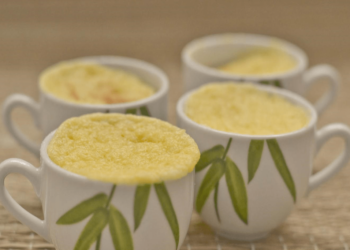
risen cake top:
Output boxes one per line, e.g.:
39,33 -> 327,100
40,62 -> 155,104
218,47 -> 297,75
47,113 -> 200,184
185,83 -> 309,135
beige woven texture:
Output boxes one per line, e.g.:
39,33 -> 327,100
1,1 -> 350,249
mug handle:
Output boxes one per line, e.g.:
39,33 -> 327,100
309,124 -> 350,191
0,158 -> 51,242
302,64 -> 340,116
2,94 -> 41,158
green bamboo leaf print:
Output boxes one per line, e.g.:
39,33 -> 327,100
274,80 -> 282,88
74,208 -> 109,250
248,140 -> 264,183
266,139 -> 296,202
195,145 -> 225,172
196,158 -> 226,214
134,184 -> 151,231
213,182 -> 220,222
260,81 -> 270,85
154,182 -> 179,249
57,193 -> 108,225
95,235 -> 101,250
109,205 -> 134,250
225,157 -> 248,224
140,106 -> 151,117
126,108 -> 137,114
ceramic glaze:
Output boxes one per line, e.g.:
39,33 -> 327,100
0,132 -> 195,250
177,83 -> 350,241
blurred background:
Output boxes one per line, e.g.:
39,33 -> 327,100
1,0 -> 349,125
0,1 -> 350,249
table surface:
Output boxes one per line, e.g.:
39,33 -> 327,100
0,1 -> 350,249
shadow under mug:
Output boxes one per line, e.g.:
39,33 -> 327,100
182,33 -> 340,116
2,56 -> 169,158
177,84 -> 350,241
0,131 -> 194,250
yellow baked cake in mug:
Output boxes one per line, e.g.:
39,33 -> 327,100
40,62 -> 155,104
186,83 -> 309,135
218,47 -> 297,75
47,113 -> 200,184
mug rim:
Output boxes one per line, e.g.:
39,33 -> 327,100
38,56 -> 169,109
176,82 -> 317,139
182,33 -> 308,81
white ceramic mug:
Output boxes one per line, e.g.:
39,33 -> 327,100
0,131 -> 194,250
177,84 -> 350,241
2,56 -> 169,158
182,33 -> 340,116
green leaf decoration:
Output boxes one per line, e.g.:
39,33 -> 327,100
195,145 -> 225,172
57,193 -> 108,225
74,208 -> 109,250
95,235 -> 101,250
225,157 -> 248,224
260,81 -> 270,85
196,158 -> 226,214
266,139 -> 296,202
140,106 -> 151,117
154,182 -> 179,249
109,205 -> 134,250
134,184 -> 151,231
274,80 -> 282,88
57,185 -> 134,250
214,182 -> 220,222
125,108 -> 137,114
259,80 -> 282,88
248,140 -> 264,183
